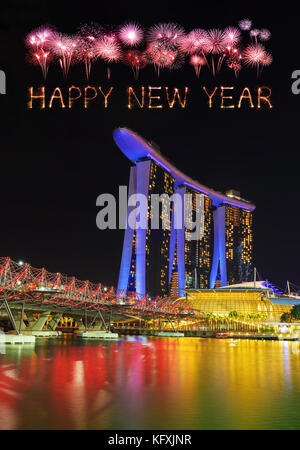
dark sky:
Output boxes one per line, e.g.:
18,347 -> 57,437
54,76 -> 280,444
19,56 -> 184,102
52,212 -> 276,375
0,0 -> 299,289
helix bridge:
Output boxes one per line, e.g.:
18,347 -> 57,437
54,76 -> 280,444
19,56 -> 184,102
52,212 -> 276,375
0,257 -> 196,335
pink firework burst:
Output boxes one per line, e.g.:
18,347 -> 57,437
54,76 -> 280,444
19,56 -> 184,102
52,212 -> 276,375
249,28 -> 261,45
259,29 -> 271,41
147,23 -> 185,50
261,52 -> 273,66
146,43 -> 178,75
227,56 -> 242,77
26,26 -> 55,79
96,36 -> 121,79
26,26 -> 55,50
243,43 -> 266,66
260,52 -> 273,75
243,43 -> 267,76
76,23 -> 104,79
179,29 -> 209,54
223,27 -> 241,46
206,29 -> 227,76
123,50 -> 147,79
96,36 -> 121,62
238,19 -> 252,31
118,22 -> 143,46
206,29 -> 226,54
250,29 -> 260,37
189,54 -> 206,77
77,38 -> 97,80
50,33 -> 78,77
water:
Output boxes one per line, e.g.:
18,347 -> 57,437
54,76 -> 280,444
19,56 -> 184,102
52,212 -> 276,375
0,336 -> 300,430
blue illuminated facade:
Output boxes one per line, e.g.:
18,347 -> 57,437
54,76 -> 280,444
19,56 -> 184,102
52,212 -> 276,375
114,128 -> 255,298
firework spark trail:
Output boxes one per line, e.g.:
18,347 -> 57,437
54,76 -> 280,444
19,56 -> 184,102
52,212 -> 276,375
123,50 -> 147,79
189,54 -> 206,77
250,28 -> 260,45
33,50 -> 51,79
76,23 -> 103,79
50,33 -> 78,78
206,29 -> 227,76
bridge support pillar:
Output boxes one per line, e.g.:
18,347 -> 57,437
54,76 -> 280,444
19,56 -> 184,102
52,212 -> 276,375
27,311 -> 50,331
77,330 -> 119,339
47,313 -> 62,331
21,311 -> 61,337
77,310 -> 118,339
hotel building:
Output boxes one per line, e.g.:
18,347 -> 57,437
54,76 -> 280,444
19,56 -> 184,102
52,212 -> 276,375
114,128 -> 255,298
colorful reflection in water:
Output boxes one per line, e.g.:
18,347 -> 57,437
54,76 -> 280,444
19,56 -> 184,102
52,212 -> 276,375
0,337 -> 300,430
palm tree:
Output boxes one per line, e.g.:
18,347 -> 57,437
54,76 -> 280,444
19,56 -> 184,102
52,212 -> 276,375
206,313 -> 214,330
229,311 -> 239,331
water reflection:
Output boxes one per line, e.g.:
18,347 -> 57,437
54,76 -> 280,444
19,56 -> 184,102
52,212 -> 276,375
0,337 -> 300,429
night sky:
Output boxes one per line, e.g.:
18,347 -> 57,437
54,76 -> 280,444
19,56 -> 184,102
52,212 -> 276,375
0,0 -> 299,290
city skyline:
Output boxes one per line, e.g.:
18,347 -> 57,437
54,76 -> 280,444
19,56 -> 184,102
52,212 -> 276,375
0,1 -> 298,292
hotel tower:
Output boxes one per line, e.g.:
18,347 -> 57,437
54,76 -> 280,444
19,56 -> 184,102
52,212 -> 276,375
114,128 -> 255,298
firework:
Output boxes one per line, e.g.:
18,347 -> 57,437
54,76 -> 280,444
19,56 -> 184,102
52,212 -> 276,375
261,52 -> 273,66
118,22 -> 143,46
26,26 -> 55,79
227,55 -> 242,77
259,29 -> 271,41
95,36 -> 121,78
243,43 -> 267,76
146,43 -> 178,76
147,23 -> 185,50
238,19 -> 252,31
189,54 -> 206,77
30,49 -> 51,79
223,27 -> 241,45
51,33 -> 78,78
123,50 -> 147,79
260,51 -> 273,76
26,21 -> 273,79
250,28 -> 260,45
206,29 -> 226,53
179,29 -> 209,54
77,23 -> 103,79
26,26 -> 55,49
96,35 -> 121,62
206,29 -> 227,76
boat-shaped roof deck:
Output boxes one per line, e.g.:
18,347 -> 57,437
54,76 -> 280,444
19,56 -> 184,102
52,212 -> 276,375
113,127 -> 255,211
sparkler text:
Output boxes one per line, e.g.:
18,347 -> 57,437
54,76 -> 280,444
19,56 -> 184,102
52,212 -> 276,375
27,85 -> 273,109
